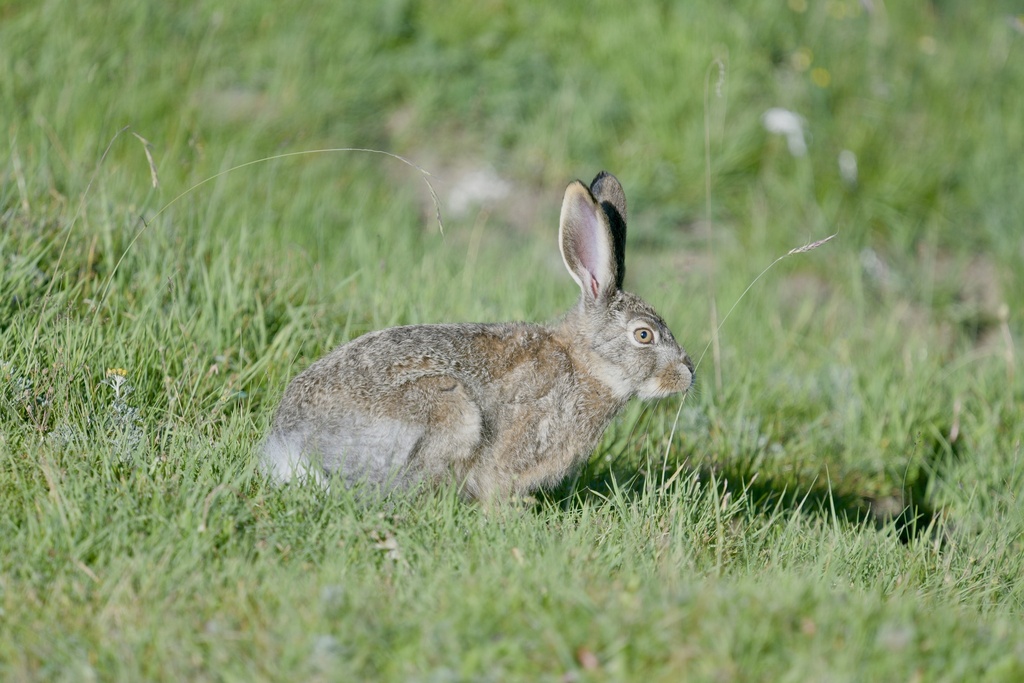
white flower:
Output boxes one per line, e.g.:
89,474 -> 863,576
447,166 -> 511,217
762,107 -> 807,157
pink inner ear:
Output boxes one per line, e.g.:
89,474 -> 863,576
561,183 -> 614,300
572,194 -> 604,297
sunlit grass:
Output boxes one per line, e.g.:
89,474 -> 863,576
2,0 -> 1023,680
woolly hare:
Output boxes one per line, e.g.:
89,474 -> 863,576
264,171 -> 693,500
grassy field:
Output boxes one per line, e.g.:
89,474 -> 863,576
2,0 -> 1023,680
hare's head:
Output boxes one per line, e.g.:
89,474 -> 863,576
559,172 -> 693,401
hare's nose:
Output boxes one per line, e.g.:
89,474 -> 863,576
682,354 -> 695,378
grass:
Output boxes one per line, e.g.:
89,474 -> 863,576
2,0 -> 1023,680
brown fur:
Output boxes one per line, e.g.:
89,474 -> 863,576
263,172 -> 693,501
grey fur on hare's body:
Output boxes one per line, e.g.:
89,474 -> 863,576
264,172 -> 693,500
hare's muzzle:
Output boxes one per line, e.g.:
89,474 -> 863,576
637,349 -> 694,400
672,353 -> 695,395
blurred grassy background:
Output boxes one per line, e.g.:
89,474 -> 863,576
2,0 -> 1023,680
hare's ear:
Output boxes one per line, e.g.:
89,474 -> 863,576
590,171 -> 627,288
590,171 -> 627,224
559,180 -> 620,301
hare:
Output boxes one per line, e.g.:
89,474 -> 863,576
263,171 -> 693,500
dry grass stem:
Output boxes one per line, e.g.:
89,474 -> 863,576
132,132 -> 160,188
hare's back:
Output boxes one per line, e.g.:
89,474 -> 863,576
323,321 -> 562,386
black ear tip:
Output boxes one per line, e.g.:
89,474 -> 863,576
590,170 -> 614,187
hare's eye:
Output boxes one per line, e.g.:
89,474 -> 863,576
633,327 -> 655,344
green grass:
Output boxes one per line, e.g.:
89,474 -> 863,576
2,0 -> 1023,680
